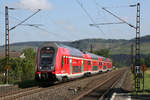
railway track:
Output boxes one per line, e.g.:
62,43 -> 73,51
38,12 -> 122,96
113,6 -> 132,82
0,87 -> 42,100
73,68 -> 127,100
0,68 -> 128,100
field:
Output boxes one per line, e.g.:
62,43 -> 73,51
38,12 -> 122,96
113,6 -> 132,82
144,69 -> 150,91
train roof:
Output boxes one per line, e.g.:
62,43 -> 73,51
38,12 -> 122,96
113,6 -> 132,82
85,52 -> 103,59
57,43 -> 83,57
40,42 -> 83,57
40,42 -> 109,60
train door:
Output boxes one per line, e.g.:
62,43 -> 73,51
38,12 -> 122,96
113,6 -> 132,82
88,60 -> 91,72
103,62 -> 107,71
81,60 -> 83,73
92,60 -> 98,71
98,61 -> 103,71
83,60 -> 88,72
61,56 -> 70,74
70,58 -> 72,75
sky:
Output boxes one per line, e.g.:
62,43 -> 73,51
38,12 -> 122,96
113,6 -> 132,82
0,0 -> 150,45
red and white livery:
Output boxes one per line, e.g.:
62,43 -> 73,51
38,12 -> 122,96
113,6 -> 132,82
35,43 -> 112,82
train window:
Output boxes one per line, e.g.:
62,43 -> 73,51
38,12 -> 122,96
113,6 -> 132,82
103,66 -> 106,69
67,58 -> 69,64
65,57 -> 66,64
84,60 -> 86,65
103,58 -> 106,61
88,61 -> 91,65
40,47 -> 55,66
92,66 -> 98,71
73,66 -> 81,73
99,62 -> 102,66
61,57 -> 63,67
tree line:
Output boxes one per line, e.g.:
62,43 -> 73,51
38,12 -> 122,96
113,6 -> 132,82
0,48 -> 149,84
0,48 -> 35,84
93,49 -> 150,68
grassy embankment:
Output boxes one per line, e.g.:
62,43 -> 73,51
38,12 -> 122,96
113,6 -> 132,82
143,69 -> 150,92
131,68 -> 150,94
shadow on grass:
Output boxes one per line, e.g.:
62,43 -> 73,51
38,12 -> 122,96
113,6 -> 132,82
14,80 -> 55,88
14,80 -> 39,88
144,89 -> 150,93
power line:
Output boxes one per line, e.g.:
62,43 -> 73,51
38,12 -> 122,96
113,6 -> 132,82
102,8 -> 136,29
9,9 -> 41,31
94,1 -> 136,39
94,1 -> 136,29
90,22 -> 125,26
103,5 -> 137,9
31,11 -> 80,40
94,0 -> 114,38
1,11 -> 66,38
75,0 -> 105,34
76,0 -> 96,24
22,24 -> 69,40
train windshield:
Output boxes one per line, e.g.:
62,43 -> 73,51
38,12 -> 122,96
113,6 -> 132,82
39,47 -> 55,70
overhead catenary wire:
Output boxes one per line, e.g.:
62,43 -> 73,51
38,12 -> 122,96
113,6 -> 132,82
103,4 -> 137,9
75,0 -> 105,34
1,11 -> 75,41
32,11 -> 80,40
76,0 -> 95,24
90,22 -> 125,26
93,1 -> 136,39
0,11 -> 22,23
22,24 -> 69,40
93,1 -> 136,28
102,8 -> 136,29
9,9 -> 41,31
93,0 -> 115,39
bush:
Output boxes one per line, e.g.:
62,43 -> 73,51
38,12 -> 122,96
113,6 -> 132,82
0,48 -> 36,84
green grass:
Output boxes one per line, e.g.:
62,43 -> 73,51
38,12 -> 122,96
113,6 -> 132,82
131,69 -> 150,95
142,70 -> 150,91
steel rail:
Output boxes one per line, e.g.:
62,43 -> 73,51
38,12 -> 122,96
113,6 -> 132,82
99,71 -> 126,100
73,69 -> 126,100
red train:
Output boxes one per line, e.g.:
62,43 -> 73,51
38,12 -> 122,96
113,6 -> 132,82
35,43 -> 112,82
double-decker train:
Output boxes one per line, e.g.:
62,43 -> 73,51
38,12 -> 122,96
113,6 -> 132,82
35,43 -> 112,82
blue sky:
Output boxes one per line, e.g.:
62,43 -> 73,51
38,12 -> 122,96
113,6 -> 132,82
0,0 -> 149,45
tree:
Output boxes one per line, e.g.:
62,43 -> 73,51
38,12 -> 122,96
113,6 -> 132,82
94,49 -> 110,58
23,48 -> 35,61
21,48 -> 36,80
0,57 -> 6,83
140,58 -> 145,65
145,56 -> 150,67
9,58 -> 23,81
0,48 -> 36,84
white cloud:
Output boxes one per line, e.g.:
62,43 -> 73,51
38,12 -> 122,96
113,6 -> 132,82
19,0 -> 52,10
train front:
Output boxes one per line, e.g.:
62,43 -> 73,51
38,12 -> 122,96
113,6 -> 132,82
35,44 -> 57,82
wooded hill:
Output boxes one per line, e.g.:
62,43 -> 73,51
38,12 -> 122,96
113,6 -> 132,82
0,35 -> 150,55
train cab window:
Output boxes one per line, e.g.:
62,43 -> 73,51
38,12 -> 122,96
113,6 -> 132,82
40,47 -> 55,65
